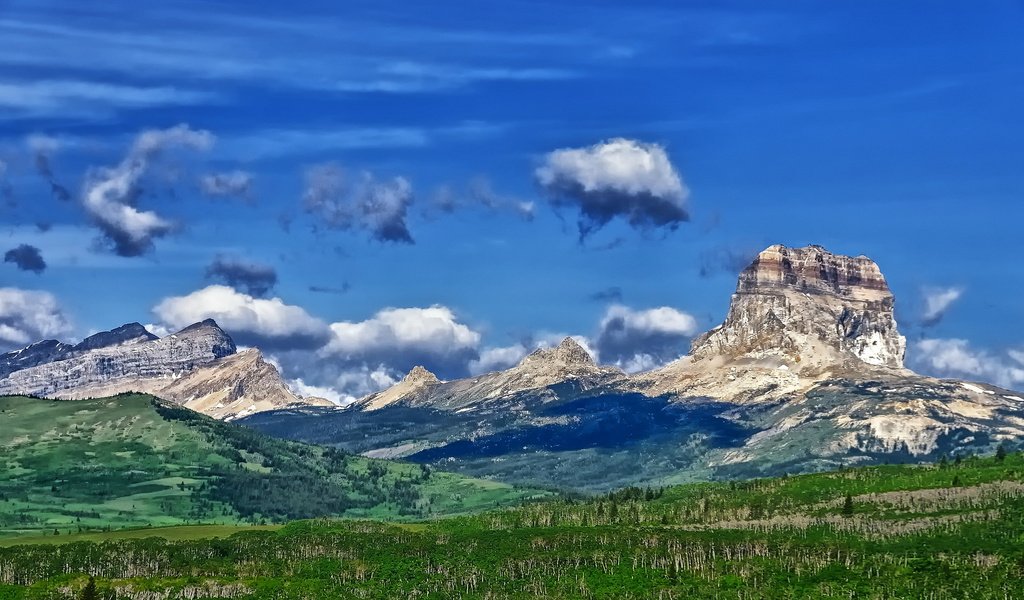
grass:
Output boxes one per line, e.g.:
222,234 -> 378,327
0,524 -> 282,546
2,454 -> 1024,598
0,394 -> 545,538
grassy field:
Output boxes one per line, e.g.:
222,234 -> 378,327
0,394 -> 545,538
1,452 -> 1023,598
0,524 -> 282,547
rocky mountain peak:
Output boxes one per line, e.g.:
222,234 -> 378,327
74,322 -> 158,352
690,244 -> 906,369
736,244 -> 891,300
170,319 -> 237,358
519,337 -> 595,368
403,365 -> 441,386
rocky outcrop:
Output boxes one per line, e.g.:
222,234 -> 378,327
0,322 -> 157,378
355,366 -> 442,411
352,337 -> 625,412
0,320 -> 235,397
0,319 -> 325,420
690,244 -> 906,369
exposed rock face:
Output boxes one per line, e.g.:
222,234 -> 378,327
0,319 -> 325,419
0,322 -> 157,378
74,322 -> 158,352
0,340 -> 74,379
690,244 -> 906,369
353,337 -> 624,412
355,365 -> 442,411
0,320 -> 235,398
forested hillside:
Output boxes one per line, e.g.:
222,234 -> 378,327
0,394 -> 541,538
1,452 -> 1022,598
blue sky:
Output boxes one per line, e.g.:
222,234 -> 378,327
2,0 -> 1023,398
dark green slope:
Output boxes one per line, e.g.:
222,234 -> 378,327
0,394 -> 543,538
2,453 -> 1024,598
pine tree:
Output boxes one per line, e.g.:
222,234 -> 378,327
841,494 -> 854,517
996,443 -> 1008,462
80,576 -> 98,600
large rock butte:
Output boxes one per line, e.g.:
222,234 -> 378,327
690,244 -> 906,369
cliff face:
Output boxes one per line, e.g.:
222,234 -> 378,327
0,319 -> 325,420
690,244 -> 906,369
0,320 -> 236,397
0,322 -> 158,378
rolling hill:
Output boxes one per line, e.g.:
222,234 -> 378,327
0,394 -> 543,539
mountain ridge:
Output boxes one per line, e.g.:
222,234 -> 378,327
244,243 -> 1024,491
0,319 -> 327,420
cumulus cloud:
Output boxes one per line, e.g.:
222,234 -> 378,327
286,377 -> 351,405
536,138 -> 689,239
26,134 -> 71,203
143,323 -> 172,338
323,305 -> 481,373
913,338 -> 1024,391
921,286 -> 964,327
594,304 -> 699,373
469,343 -> 529,375
82,124 -> 214,256
204,254 -> 277,297
4,244 -> 46,274
0,288 -> 72,349
199,170 -> 253,200
303,162 -> 414,244
153,285 -> 329,349
268,305 -> 486,403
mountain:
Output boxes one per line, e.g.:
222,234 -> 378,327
353,337 -> 624,412
0,393 -> 543,538
243,244 -> 1024,491
0,319 -> 330,420
0,322 -> 156,379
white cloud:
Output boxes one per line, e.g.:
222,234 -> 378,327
143,323 -> 171,338
82,124 -> 214,256
324,306 -> 480,362
921,286 -> 963,326
469,343 -> 529,375
153,285 -> 328,349
0,80 -> 216,116
594,304 -> 699,372
913,338 -> 1024,390
287,377 -> 348,405
0,288 -> 73,349
536,138 -> 689,238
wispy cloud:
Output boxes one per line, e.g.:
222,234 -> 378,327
0,80 -> 217,118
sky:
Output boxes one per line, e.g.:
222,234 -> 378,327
1,0 -> 1023,400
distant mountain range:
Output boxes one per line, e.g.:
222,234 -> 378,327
2,243 -> 1021,492
0,319 -> 329,420
243,245 -> 1024,491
